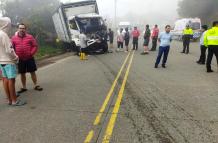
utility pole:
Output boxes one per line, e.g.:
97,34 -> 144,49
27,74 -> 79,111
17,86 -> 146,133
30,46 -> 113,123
114,0 -> 117,30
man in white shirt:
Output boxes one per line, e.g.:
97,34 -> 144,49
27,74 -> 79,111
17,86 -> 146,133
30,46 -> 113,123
196,25 -> 208,65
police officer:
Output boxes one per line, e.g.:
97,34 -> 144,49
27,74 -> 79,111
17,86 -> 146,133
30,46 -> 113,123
204,21 -> 218,73
181,25 -> 193,54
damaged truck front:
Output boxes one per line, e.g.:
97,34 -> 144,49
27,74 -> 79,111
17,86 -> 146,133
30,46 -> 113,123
52,0 -> 108,53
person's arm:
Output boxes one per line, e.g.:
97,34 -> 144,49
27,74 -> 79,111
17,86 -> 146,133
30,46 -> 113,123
30,36 -> 38,56
204,31 -> 208,47
190,29 -> 194,39
158,33 -> 161,42
170,34 -> 173,42
4,36 -> 18,61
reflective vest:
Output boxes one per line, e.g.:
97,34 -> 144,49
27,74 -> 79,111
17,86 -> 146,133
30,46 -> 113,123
183,28 -> 193,35
204,27 -> 218,47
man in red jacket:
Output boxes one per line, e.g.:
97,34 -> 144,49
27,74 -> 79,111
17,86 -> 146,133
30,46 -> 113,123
12,23 -> 43,93
150,24 -> 159,51
131,27 -> 140,50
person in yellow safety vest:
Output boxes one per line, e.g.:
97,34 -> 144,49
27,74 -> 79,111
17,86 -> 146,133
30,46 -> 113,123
181,25 -> 193,54
204,21 -> 218,73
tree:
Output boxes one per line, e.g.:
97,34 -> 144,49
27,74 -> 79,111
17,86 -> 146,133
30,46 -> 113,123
2,0 -> 60,43
177,0 -> 218,25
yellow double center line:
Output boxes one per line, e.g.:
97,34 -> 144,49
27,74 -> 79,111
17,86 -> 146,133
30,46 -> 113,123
84,51 -> 135,143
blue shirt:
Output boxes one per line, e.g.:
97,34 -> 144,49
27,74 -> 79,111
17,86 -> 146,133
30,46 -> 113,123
158,32 -> 172,47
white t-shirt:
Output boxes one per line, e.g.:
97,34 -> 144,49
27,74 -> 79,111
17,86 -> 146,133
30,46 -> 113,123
79,33 -> 87,48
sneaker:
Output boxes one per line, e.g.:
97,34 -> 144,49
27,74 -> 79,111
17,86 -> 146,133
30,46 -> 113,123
154,64 -> 158,68
207,69 -> 214,73
162,64 -> 166,68
11,100 -> 27,106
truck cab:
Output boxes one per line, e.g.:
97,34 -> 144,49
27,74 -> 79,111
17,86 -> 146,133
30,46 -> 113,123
52,0 -> 108,53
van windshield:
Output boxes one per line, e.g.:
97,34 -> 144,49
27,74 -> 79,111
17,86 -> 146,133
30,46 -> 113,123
190,22 -> 200,30
75,17 -> 106,33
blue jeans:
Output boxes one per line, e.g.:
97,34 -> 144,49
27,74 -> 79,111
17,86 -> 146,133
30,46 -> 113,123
155,46 -> 170,65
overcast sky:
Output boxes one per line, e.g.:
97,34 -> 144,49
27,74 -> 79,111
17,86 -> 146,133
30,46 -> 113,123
61,0 -> 179,16
60,0 -> 180,27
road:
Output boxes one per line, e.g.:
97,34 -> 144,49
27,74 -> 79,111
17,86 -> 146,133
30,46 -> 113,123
0,41 -> 218,143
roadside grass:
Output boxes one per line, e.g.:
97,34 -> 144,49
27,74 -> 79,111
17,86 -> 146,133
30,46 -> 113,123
35,44 -> 65,60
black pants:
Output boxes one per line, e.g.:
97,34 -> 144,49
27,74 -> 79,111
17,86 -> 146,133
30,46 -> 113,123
133,37 -> 138,50
206,45 -> 218,70
151,37 -> 158,51
183,38 -> 190,53
117,42 -> 123,49
198,45 -> 207,63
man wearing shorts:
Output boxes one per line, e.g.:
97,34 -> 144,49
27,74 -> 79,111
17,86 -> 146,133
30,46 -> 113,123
0,17 -> 26,106
12,23 -> 43,93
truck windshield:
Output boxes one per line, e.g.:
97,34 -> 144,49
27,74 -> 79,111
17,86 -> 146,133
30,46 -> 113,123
75,17 -> 106,33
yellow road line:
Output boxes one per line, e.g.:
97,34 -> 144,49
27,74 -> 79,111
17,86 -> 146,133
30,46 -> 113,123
94,52 -> 131,125
102,51 -> 135,143
84,130 -> 94,143
83,52 -> 131,143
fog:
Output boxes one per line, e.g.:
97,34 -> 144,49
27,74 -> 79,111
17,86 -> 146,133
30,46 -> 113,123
63,0 -> 180,29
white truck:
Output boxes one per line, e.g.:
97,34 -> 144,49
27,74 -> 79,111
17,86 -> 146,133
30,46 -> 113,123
171,18 -> 201,41
52,0 -> 108,53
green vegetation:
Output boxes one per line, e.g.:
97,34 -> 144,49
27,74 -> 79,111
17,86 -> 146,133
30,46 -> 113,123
35,45 -> 65,60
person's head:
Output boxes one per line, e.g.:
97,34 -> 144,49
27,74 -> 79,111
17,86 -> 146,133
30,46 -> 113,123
109,28 -> 111,31
146,24 -> 149,29
17,23 -> 27,37
0,17 -> 11,34
155,24 -> 158,28
120,28 -> 123,32
201,25 -> 208,32
186,24 -> 190,29
134,26 -> 137,30
212,21 -> 218,27
125,27 -> 128,31
165,25 -> 171,33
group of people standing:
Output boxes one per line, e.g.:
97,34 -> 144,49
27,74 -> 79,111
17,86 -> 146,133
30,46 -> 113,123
110,25 -> 160,53
0,17 -> 43,106
107,20 -> 218,72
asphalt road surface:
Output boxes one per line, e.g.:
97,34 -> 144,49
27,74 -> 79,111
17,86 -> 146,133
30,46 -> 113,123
0,41 -> 218,143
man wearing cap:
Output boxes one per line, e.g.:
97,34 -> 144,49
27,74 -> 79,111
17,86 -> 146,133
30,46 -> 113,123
204,21 -> 218,72
196,25 -> 208,65
181,25 -> 193,54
